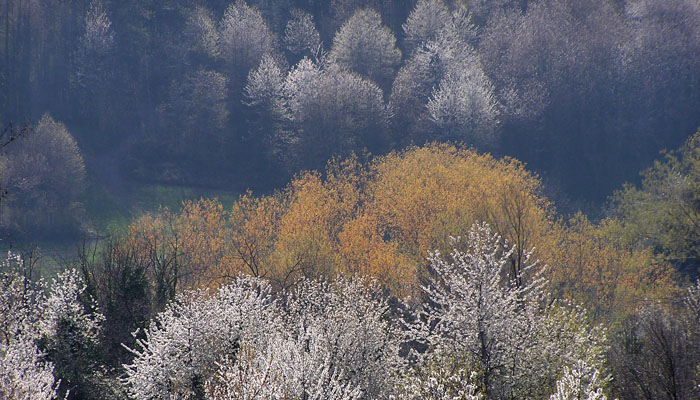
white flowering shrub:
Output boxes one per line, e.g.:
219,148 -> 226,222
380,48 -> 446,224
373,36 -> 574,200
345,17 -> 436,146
531,303 -> 609,396
407,223 -> 608,399
205,334 -> 362,400
123,275 -> 280,399
1,254 -> 104,399
39,269 -> 103,352
0,252 -> 59,400
549,360 -> 608,400
116,223 -> 609,400
0,252 -> 45,344
282,277 -> 402,399
125,273 -> 401,399
390,352 -> 483,400
0,334 -> 59,400
38,269 -> 106,399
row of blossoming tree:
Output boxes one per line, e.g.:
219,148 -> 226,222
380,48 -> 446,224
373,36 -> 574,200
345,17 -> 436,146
3,222 -> 638,399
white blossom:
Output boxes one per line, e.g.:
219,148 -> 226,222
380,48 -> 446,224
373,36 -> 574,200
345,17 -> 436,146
206,334 -> 362,400
39,269 -> 103,349
282,277 -> 402,399
0,252 -> 58,400
122,275 -> 280,400
391,353 -> 483,400
407,223 -> 607,399
549,360 -> 608,400
218,0 -> 278,78
0,334 -> 59,400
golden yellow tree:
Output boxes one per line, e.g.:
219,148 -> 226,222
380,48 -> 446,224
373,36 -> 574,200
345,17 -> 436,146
118,143 -> 679,314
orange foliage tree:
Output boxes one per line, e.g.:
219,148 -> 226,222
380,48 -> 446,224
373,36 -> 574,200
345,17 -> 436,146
118,143 -> 678,318
124,144 -> 558,296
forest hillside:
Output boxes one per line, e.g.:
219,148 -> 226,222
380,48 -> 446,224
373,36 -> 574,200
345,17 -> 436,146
2,0 -> 700,399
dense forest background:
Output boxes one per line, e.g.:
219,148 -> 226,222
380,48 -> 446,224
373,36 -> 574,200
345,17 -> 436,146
2,0 -> 700,399
1,0 -> 699,243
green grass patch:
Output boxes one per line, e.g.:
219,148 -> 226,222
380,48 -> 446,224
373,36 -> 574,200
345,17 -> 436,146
82,181 -> 131,235
127,182 -> 241,214
83,181 -> 241,236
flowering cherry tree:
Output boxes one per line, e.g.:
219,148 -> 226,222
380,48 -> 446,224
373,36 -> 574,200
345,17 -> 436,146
205,334 -> 362,400
549,360 -> 608,400
123,276 -> 280,399
406,223 -> 607,399
1,253 -> 105,400
390,352 -> 483,400
0,252 -> 58,400
282,277 -> 402,399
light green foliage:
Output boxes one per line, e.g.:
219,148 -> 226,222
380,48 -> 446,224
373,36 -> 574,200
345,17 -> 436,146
612,128 -> 700,277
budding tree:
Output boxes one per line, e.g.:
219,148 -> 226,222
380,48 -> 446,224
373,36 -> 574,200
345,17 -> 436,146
159,68 -> 229,150
391,15 -> 498,147
426,48 -> 499,146
185,6 -> 219,59
73,0 -> 116,134
330,8 -> 401,87
0,114 -> 86,236
284,9 -> 322,61
218,0 -> 280,84
275,58 -> 390,170
402,0 -> 477,54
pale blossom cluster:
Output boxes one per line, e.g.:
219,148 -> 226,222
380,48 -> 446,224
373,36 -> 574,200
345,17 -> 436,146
0,225 -> 615,400
0,252 -> 104,400
124,275 -> 399,399
391,0 -> 499,145
549,360 -> 608,400
404,223 -> 608,399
